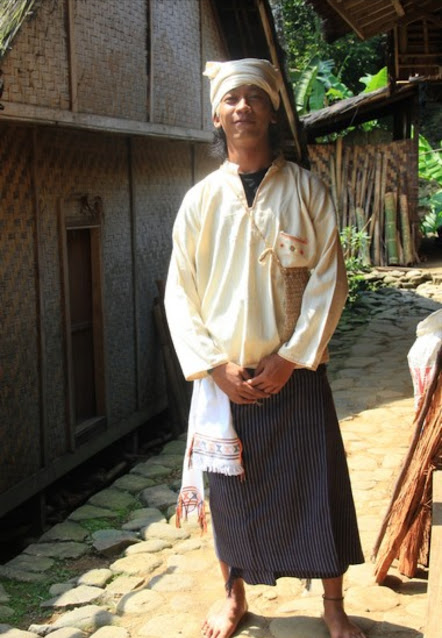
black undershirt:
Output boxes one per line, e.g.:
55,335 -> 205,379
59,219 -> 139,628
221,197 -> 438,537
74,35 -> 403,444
239,167 -> 269,207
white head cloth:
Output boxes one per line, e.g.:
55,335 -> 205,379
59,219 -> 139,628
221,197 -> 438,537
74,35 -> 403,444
203,58 -> 283,115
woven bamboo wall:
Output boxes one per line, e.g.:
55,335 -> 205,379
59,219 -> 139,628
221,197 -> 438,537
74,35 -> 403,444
0,0 -> 227,127
150,0 -> 203,128
0,120 -> 216,500
132,138 -> 194,408
1,0 -> 70,109
201,0 -> 228,131
0,126 -> 41,491
308,139 -> 419,266
74,0 -> 148,120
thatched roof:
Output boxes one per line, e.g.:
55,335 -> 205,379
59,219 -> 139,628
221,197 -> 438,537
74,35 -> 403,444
0,0 -> 37,59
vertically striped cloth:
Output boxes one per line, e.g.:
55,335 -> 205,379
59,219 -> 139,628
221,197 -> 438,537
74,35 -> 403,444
208,365 -> 365,585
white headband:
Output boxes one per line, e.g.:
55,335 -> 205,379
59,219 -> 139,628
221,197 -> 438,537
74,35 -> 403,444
203,58 -> 283,116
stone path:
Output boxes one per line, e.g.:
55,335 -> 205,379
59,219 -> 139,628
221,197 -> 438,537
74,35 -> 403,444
0,273 -> 441,638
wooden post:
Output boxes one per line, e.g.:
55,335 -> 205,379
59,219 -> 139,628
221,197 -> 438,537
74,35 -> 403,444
425,471 -> 442,638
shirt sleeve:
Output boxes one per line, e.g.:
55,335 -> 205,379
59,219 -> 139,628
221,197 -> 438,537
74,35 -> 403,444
164,192 -> 230,381
277,175 -> 348,369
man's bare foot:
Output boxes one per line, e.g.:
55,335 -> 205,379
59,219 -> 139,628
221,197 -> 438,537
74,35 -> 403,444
201,595 -> 248,638
322,598 -> 366,638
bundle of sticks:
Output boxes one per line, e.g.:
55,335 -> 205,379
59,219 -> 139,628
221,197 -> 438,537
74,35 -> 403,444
373,347 -> 442,583
316,138 -> 417,267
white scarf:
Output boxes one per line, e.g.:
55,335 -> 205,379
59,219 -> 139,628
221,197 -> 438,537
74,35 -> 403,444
176,377 -> 244,530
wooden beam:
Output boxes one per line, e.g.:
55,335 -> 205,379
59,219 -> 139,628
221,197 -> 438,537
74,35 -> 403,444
32,128 -> 49,468
425,471 -> 442,638
0,102 -> 212,142
398,1 -> 442,27
66,0 -> 78,112
256,0 -> 304,163
325,0 -> 366,40
390,0 -> 405,17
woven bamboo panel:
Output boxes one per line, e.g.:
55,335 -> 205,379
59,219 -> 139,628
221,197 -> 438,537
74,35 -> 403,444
74,0 -> 148,120
132,137 -> 194,409
0,125 -> 41,492
308,139 -> 418,266
1,0 -> 70,109
150,0 -> 202,128
200,0 -> 229,131
36,127 -> 137,435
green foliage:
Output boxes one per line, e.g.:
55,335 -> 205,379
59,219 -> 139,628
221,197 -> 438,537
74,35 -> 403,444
339,226 -> 375,305
290,57 -> 353,114
278,0 -> 386,94
359,67 -> 388,93
418,135 -> 442,183
418,135 -> 442,236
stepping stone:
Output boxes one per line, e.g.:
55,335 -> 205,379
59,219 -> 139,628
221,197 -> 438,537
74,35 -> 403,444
137,612 -> 200,637
41,585 -> 104,608
150,454 -> 183,469
88,489 -> 139,511
148,573 -> 195,592
106,575 -> 145,595
111,474 -> 155,493
345,585 -> 400,612
77,569 -> 113,588
0,565 -> 48,583
121,507 -> 165,531
49,629 -> 87,638
140,521 -> 190,542
89,628 -> 129,638
270,616 -> 329,638
0,584 -> 10,603
131,463 -> 171,480
49,583 -> 75,596
68,505 -> 121,521
116,588 -> 164,614
24,542 -> 88,560
6,554 -> 54,573
30,605 -> 115,634
141,485 -> 178,510
162,440 -> 186,454
91,529 -> 139,556
39,521 -> 89,543
109,553 -> 162,576
0,626 -> 42,637
125,539 -> 171,554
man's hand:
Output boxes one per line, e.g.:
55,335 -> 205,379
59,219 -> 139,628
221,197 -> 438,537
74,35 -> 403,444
247,354 -> 295,395
210,362 -> 270,405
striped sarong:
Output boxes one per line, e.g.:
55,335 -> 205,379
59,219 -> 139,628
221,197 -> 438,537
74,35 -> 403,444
207,365 -> 364,586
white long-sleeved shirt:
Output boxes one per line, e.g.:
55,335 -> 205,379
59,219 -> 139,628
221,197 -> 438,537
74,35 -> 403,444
165,156 -> 348,381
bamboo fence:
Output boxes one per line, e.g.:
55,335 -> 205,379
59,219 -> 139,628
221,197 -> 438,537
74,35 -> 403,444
308,138 -> 419,267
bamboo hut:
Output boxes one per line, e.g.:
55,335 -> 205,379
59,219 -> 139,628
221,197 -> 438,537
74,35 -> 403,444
0,0 -> 304,524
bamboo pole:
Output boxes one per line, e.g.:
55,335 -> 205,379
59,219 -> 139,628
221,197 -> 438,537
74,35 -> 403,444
399,194 -> 414,265
341,146 -> 350,229
355,207 -> 371,266
329,155 -> 339,225
385,191 -> 399,265
336,137 -> 343,207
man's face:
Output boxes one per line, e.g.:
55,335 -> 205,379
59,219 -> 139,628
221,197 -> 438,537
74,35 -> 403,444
213,84 -> 276,146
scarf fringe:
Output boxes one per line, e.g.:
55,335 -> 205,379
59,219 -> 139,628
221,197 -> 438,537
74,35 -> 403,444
175,486 -> 207,533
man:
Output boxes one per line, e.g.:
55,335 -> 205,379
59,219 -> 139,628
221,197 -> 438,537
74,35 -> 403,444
165,58 -> 365,638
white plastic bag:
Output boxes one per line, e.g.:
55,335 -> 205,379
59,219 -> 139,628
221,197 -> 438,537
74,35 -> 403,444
407,309 -> 442,409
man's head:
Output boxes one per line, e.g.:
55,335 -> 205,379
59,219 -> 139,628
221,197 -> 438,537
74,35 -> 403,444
204,58 -> 283,159
203,58 -> 283,117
